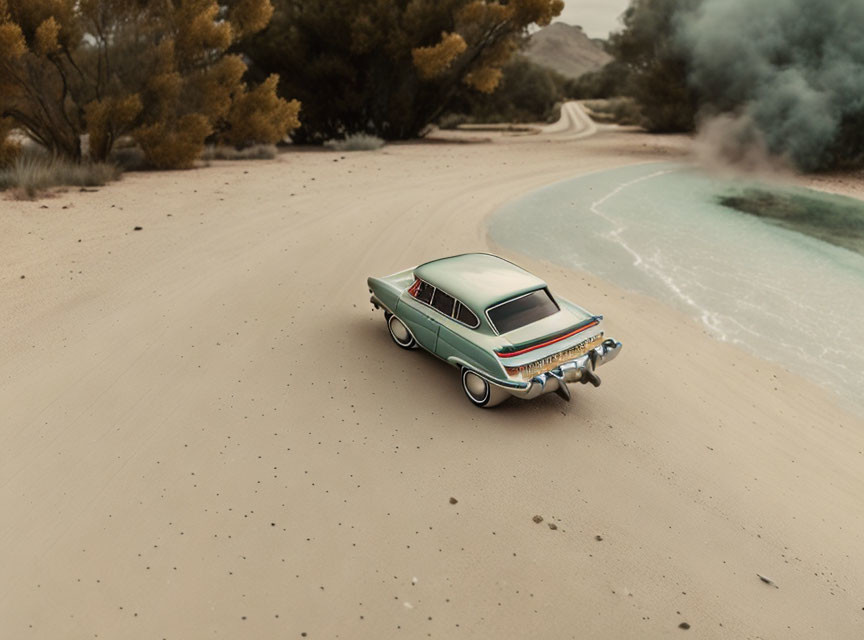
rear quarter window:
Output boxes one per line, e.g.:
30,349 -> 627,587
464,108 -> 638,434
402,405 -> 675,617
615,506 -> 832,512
456,303 -> 479,328
413,280 -> 434,304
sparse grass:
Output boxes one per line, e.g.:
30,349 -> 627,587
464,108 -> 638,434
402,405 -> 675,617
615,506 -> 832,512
582,98 -> 643,126
718,187 -> 864,256
200,144 -> 279,161
0,150 -> 121,199
324,133 -> 385,151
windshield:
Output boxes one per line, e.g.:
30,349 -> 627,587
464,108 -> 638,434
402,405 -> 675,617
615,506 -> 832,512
487,289 -> 559,334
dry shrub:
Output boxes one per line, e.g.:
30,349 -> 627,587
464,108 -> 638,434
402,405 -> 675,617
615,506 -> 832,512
134,115 -> 212,170
412,33 -> 467,79
109,146 -> 148,171
0,1 -> 299,168
0,151 -> 121,198
221,76 -> 300,147
85,95 -> 143,162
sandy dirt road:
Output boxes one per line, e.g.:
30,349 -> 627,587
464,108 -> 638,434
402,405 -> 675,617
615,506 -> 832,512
2,129 -> 863,639
542,101 -> 600,138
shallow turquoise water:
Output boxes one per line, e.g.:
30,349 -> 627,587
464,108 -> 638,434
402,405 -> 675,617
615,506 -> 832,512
489,163 -> 864,414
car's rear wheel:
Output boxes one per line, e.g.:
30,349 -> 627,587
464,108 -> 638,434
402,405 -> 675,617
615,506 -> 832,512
461,368 -> 509,408
386,313 -> 416,349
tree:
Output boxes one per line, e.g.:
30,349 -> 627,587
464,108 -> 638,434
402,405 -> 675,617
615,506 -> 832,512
0,0 -> 300,168
446,56 -> 567,124
607,0 -> 698,132
242,0 -> 564,142
566,60 -> 632,100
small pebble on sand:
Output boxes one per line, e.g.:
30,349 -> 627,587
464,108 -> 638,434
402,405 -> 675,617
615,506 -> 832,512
449,497 -> 458,504
532,515 -> 543,524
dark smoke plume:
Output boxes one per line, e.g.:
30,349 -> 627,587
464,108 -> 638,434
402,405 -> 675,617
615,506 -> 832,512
677,0 -> 864,170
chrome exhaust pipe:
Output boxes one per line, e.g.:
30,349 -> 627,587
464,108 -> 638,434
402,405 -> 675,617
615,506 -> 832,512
519,338 -> 622,401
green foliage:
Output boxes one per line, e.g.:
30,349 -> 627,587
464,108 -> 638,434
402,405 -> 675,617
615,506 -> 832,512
445,56 -> 567,124
565,60 -> 632,100
242,0 -> 564,142
608,0 -> 698,132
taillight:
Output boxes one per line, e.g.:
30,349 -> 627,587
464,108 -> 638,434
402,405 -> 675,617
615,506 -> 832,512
407,278 -> 421,297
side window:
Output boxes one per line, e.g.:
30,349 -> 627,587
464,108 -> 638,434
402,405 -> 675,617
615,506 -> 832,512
456,302 -> 479,328
431,289 -> 455,316
411,279 -> 434,304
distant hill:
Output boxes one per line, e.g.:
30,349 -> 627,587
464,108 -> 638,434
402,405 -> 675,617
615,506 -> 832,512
523,23 -> 613,80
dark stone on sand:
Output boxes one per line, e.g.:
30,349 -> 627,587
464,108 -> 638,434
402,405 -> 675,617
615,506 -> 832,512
548,523 -> 558,530
532,515 -> 543,524
449,497 -> 458,504
133,226 -> 143,231
595,535 -> 603,541
679,622 -> 690,630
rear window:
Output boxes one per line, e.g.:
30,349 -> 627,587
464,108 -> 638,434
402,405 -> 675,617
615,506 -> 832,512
487,289 -> 559,334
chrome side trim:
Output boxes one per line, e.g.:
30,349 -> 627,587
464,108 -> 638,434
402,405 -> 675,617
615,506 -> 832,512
446,357 -> 529,390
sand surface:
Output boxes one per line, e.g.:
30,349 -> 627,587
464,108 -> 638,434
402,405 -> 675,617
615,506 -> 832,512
2,126 -> 863,639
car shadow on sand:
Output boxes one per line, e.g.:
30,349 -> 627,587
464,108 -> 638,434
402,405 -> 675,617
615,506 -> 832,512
356,316 -> 598,429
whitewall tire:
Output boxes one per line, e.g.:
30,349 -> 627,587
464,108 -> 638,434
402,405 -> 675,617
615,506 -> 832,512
461,368 -> 509,408
387,314 -> 417,349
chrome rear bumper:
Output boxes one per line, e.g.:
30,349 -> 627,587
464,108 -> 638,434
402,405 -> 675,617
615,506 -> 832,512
506,338 -> 622,401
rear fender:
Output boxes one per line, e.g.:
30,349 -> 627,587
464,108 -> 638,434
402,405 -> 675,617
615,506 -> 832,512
368,267 -> 414,312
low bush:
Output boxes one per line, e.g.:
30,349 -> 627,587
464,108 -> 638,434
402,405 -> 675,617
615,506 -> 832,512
109,147 -> 149,172
582,98 -> 643,126
564,61 -> 632,101
324,134 -> 385,152
200,144 -> 279,161
0,151 -> 121,199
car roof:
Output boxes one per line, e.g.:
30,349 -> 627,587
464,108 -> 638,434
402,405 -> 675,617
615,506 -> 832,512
414,253 -> 547,311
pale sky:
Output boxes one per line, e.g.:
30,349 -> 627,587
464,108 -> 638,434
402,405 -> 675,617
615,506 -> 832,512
555,0 -> 632,39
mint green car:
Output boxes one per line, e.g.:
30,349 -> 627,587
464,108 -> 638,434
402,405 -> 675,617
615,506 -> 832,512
368,253 -> 622,407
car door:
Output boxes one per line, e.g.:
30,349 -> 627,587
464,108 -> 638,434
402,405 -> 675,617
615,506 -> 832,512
436,302 -> 499,375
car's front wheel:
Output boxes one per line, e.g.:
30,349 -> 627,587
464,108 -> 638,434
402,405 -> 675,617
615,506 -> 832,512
386,313 -> 417,349
461,368 -> 509,408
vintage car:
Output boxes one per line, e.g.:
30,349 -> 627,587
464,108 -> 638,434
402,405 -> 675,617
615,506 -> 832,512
367,253 -> 622,407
